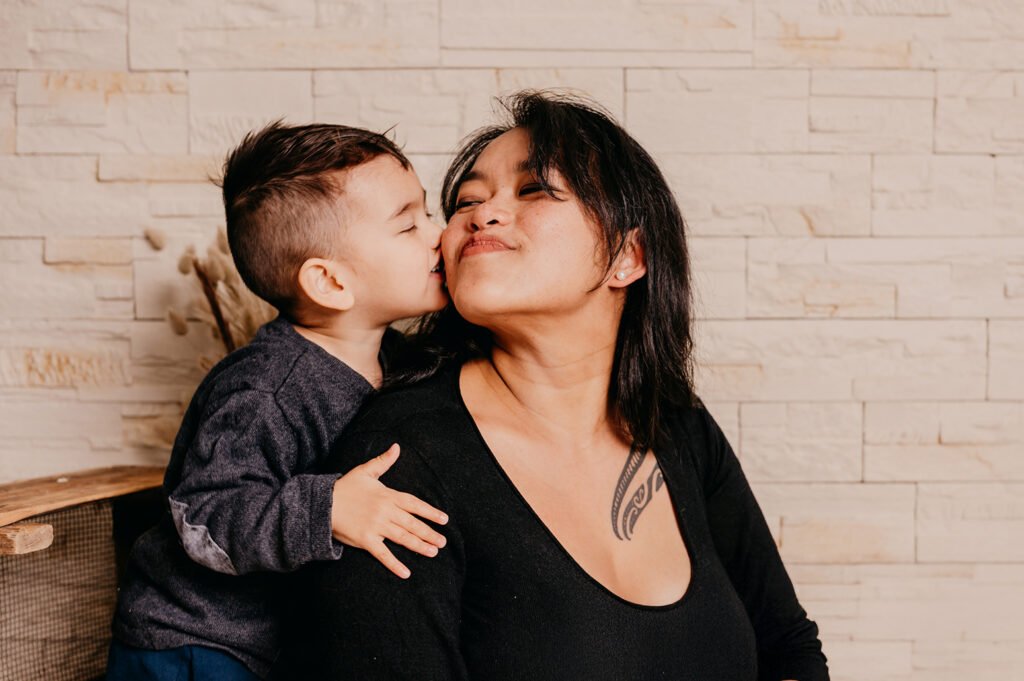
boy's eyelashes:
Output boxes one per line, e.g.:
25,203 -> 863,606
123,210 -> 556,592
399,211 -> 435,234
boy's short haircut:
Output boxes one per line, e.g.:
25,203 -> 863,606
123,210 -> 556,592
220,121 -> 411,318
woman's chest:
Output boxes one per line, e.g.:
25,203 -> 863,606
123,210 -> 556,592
480,430 -> 692,606
450,441 -> 759,681
457,501 -> 758,681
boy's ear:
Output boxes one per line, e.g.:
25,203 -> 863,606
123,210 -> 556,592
297,258 -> 355,312
608,229 -> 647,289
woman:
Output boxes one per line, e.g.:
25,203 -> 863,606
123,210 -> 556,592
297,91 -> 829,681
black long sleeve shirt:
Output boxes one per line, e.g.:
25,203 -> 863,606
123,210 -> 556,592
295,365 -> 830,681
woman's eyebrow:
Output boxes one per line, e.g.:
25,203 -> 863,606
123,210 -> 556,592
460,160 -> 532,186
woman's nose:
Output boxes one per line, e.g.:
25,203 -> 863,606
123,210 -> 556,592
470,200 -> 510,231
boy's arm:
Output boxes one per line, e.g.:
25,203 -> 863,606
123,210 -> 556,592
168,389 -> 341,575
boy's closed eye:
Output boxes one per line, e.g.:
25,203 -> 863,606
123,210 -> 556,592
400,211 -> 435,234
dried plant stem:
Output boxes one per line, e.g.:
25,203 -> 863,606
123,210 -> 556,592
193,257 -> 236,354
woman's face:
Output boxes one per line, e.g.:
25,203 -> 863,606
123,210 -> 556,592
441,128 -> 609,327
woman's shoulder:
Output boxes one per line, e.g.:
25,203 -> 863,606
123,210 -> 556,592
357,364 -> 463,430
662,397 -> 736,492
326,364 -> 477,477
662,394 -> 712,444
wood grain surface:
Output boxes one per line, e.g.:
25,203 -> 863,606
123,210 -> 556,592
0,522 -> 54,555
0,466 -> 164,527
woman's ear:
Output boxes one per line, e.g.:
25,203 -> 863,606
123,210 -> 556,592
296,258 -> 355,312
608,229 -> 647,289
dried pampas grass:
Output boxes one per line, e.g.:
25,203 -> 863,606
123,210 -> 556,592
167,227 -> 276,373
144,227 -> 167,251
149,226 -> 276,449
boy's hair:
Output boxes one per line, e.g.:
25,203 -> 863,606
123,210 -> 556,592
220,121 -> 411,318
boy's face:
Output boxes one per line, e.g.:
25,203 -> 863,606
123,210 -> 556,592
334,155 -> 447,324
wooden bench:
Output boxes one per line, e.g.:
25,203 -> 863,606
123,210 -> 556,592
0,466 -> 165,681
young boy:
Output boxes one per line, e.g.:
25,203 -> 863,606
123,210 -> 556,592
108,122 -> 450,680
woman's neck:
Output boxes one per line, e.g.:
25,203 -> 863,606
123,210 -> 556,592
472,317 -> 624,452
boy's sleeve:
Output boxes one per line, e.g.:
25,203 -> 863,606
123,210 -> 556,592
694,406 -> 831,681
167,389 -> 343,575
295,430 -> 468,681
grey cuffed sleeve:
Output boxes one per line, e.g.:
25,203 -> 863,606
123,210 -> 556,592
168,389 -> 343,575
307,469 -> 345,562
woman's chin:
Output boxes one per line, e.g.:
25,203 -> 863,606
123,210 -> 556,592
451,301 -> 497,327
451,290 -> 520,327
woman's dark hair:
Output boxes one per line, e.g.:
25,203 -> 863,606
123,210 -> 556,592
393,89 -> 700,450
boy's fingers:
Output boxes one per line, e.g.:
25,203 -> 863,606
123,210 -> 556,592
357,443 -> 401,479
392,512 -> 447,549
367,541 -> 410,579
386,525 -> 441,559
396,492 -> 449,525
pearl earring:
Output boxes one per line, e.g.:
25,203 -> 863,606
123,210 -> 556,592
615,271 -> 627,281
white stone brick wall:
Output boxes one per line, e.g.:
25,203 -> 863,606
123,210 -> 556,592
1,0 -> 1022,677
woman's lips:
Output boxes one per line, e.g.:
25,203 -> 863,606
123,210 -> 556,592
460,238 -> 510,259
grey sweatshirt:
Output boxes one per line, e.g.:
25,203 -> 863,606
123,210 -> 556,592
112,316 -> 390,678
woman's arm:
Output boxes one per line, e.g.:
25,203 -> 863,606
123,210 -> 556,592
294,430 -> 468,681
694,406 -> 831,681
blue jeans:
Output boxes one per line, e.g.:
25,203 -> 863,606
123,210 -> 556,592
106,639 -> 261,681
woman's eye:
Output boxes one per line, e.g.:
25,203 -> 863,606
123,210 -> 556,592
454,198 -> 478,210
520,184 -> 543,195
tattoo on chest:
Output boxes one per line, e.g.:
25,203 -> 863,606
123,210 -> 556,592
610,444 -> 666,541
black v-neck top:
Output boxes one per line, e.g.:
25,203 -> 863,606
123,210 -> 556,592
291,365 -> 830,681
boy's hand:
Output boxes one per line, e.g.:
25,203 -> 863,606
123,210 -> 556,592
330,444 -> 449,579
